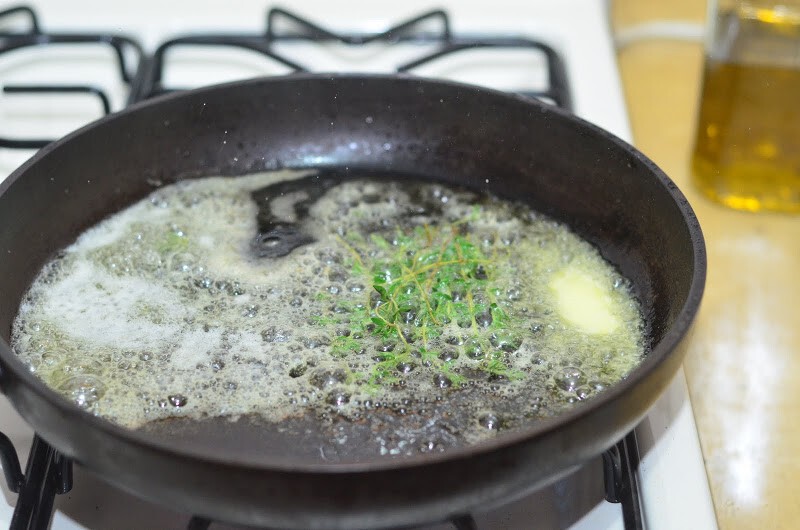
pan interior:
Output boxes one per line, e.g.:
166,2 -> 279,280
0,76 -> 701,470
10,168 -> 646,462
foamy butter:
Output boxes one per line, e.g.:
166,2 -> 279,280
11,171 -> 645,453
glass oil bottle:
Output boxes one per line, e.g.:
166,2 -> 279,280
692,1 -> 800,213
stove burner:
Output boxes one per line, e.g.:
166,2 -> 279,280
0,4 -> 144,148
130,7 -> 571,109
604,431 -> 645,530
0,430 -> 645,530
0,85 -> 111,148
1,434 -> 71,530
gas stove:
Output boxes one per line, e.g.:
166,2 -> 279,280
0,2 -> 717,529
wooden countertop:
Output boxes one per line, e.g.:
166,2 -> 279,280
612,1 -> 800,528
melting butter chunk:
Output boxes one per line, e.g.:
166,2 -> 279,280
549,266 -> 620,334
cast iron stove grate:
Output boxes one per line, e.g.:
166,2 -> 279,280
0,6 -> 643,530
0,430 -> 644,530
0,4 -> 143,149
128,7 -> 571,110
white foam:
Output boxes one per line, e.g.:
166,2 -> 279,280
36,261 -> 186,351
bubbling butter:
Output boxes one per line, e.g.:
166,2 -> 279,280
11,171 -> 646,454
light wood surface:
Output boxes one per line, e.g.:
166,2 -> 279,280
612,1 -> 800,528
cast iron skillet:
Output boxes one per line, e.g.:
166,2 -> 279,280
0,74 -> 705,529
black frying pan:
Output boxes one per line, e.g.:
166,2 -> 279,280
0,74 -> 705,529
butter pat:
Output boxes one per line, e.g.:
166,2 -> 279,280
550,266 -> 620,334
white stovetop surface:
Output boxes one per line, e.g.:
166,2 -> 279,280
0,0 -> 630,140
0,1 -> 717,528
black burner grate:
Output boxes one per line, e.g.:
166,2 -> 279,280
0,4 -> 143,148
0,433 -> 643,530
129,7 -> 571,109
1,433 -> 71,530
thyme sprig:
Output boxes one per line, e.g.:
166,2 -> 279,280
316,220 -> 524,390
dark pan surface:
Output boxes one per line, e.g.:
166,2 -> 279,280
0,74 -> 705,528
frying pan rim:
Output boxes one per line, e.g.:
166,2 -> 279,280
0,73 -> 706,473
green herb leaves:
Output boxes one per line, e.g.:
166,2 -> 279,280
315,221 -> 524,390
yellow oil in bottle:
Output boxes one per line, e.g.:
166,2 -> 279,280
692,8 -> 800,213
